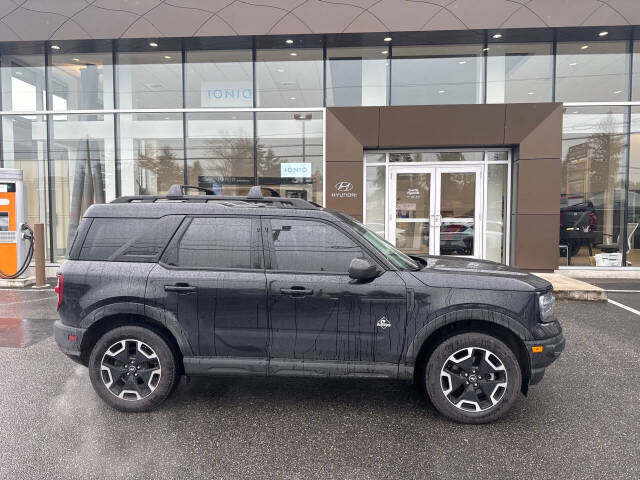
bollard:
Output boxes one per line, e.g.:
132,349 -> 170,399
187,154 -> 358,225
34,223 -> 46,287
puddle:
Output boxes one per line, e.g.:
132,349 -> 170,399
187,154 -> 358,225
0,317 -> 54,347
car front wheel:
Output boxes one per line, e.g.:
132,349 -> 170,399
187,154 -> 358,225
425,332 -> 522,423
88,325 -> 178,412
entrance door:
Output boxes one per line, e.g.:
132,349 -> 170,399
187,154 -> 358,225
389,166 -> 483,257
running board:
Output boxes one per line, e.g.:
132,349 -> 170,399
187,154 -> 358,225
183,357 -> 413,380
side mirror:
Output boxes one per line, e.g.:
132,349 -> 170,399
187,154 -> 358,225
348,258 -> 379,281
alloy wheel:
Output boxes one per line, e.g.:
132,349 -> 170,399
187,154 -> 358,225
440,347 -> 508,412
100,339 -> 162,401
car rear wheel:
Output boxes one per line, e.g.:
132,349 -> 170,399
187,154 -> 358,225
88,326 -> 178,412
425,332 -> 521,423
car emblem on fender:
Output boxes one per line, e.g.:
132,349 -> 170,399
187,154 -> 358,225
335,181 -> 354,192
376,316 -> 391,329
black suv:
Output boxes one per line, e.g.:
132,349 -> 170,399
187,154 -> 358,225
54,186 -> 564,423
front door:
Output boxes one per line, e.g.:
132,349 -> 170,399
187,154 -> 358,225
390,166 -> 483,257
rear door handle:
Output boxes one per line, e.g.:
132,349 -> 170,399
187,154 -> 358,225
280,287 -> 313,296
164,284 -> 196,294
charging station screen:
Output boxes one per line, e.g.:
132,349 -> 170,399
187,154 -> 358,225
0,212 -> 7,231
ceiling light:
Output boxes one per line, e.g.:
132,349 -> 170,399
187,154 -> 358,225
285,39 -> 294,44
73,57 -> 80,62
483,47 -> 490,52
164,55 -> 171,59
438,90 -> 446,94
581,45 -> 589,50
149,42 -> 158,47
384,36 -> 392,42
231,116 -> 237,120
569,62 -> 577,66
492,33 -> 502,39
289,96 -> 296,100
527,91 -> 535,95
458,60 -> 467,65
381,50 -> 388,55
598,31 -> 608,37
51,45 -> 60,50
276,68 -> 285,73
14,71 -> 22,76
289,52 -> 297,56
614,90 -> 622,94
572,111 -> 579,114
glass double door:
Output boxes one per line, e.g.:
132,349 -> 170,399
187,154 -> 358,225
389,165 -> 482,257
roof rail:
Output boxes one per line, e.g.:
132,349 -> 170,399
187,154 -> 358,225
110,185 -> 319,209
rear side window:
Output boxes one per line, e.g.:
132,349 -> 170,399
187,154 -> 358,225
172,217 -> 254,269
269,218 -> 364,273
79,218 -> 154,261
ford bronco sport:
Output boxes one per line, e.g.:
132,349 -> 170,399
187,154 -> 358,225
54,185 -> 564,423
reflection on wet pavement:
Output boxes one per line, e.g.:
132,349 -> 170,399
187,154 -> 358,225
0,290 -> 57,347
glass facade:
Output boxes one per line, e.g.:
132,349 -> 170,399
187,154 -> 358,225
0,28 -> 638,267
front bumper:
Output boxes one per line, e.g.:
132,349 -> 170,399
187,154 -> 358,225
525,331 -> 566,385
53,319 -> 86,357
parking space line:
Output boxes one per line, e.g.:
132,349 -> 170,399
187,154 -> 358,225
604,289 -> 640,293
607,298 -> 640,316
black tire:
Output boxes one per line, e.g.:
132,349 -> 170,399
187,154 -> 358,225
88,325 -> 179,412
425,333 -> 522,424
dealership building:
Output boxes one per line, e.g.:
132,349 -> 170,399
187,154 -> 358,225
1,0 -> 640,272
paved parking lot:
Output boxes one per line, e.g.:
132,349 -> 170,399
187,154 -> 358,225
1,287 -> 639,480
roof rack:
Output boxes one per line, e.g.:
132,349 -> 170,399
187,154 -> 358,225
110,184 -> 320,209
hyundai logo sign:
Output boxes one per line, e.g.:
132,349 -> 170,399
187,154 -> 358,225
335,181 -> 354,192
331,181 -> 357,199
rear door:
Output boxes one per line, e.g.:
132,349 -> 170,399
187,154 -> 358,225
147,215 -> 268,359
263,216 -> 407,372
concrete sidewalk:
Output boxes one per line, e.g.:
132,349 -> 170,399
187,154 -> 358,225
533,273 -> 606,301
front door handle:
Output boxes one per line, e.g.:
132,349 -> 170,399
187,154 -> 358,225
164,283 -> 196,294
280,287 -> 313,297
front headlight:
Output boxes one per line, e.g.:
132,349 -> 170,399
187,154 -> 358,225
538,291 -> 555,323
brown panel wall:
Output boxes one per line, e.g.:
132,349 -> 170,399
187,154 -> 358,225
326,103 -> 563,271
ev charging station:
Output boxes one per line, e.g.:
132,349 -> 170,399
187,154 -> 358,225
0,168 -> 32,278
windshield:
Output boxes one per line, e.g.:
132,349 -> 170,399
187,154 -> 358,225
335,213 -> 420,271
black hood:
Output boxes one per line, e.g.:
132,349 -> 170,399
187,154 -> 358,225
409,256 -> 551,292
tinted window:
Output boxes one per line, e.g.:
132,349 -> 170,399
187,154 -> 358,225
270,219 -> 364,272
80,218 -> 153,261
175,217 -> 253,269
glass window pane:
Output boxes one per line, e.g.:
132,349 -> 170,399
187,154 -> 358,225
486,164 -> 508,263
50,114 -> 115,261
389,151 -> 484,162
185,49 -> 253,108
118,113 -> 184,196
186,112 -> 254,195
556,41 -> 629,102
80,218 -> 153,261
627,108 -> 640,266
365,165 -> 386,237
1,114 -> 49,255
487,43 -> 552,103
391,44 -> 483,105
326,47 -> 388,106
256,48 -> 323,107
561,107 -> 627,267
269,218 -> 363,272
256,111 -> 323,204
49,52 -> 113,110
1,54 -> 45,111
177,217 -> 253,269
117,51 -> 182,109
365,152 -> 385,164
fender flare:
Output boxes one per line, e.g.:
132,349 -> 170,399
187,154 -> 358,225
79,301 -> 194,356
405,307 -> 533,366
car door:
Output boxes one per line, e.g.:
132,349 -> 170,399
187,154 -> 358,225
262,216 -> 407,374
148,215 -> 268,360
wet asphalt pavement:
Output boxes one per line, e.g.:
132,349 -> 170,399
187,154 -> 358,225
1,287 -> 639,479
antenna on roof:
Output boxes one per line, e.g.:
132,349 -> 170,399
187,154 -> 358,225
247,186 -> 264,199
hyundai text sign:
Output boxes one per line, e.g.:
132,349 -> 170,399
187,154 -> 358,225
332,181 -> 357,199
202,81 -> 252,107
281,163 -> 312,178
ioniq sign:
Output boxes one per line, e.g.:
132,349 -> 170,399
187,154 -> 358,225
332,181 -> 357,198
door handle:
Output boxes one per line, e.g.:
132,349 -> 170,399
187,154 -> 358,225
280,287 -> 313,296
164,284 -> 196,294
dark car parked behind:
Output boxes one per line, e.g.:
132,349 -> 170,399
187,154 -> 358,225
54,186 -> 564,423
